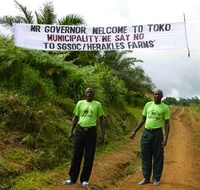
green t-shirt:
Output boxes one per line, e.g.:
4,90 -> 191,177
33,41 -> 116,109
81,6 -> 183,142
74,100 -> 104,127
142,101 -> 170,130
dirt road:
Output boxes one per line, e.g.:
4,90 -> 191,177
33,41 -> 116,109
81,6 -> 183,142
52,107 -> 200,190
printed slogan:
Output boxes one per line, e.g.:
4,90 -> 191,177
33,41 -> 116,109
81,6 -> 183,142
13,22 -> 187,51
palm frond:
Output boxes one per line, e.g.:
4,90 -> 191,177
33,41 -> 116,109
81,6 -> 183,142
58,14 -> 86,25
14,0 -> 35,23
35,1 -> 57,24
0,16 -> 17,27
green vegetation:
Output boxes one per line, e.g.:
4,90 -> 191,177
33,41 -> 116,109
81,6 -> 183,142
0,1 -> 157,189
0,29 -> 153,190
0,1 -> 199,189
163,96 -> 200,107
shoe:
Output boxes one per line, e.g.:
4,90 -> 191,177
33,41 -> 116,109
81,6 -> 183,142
138,179 -> 150,185
82,181 -> 89,186
153,180 -> 160,186
63,179 -> 74,185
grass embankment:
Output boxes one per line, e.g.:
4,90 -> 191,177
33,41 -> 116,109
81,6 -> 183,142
0,90 -> 141,189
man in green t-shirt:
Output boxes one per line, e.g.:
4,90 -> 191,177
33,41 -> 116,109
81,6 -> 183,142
130,89 -> 170,186
63,88 -> 105,187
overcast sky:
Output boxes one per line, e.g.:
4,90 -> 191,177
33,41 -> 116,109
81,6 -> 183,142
0,0 -> 200,99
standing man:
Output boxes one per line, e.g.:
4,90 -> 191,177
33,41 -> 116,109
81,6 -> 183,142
130,89 -> 170,186
63,87 -> 105,187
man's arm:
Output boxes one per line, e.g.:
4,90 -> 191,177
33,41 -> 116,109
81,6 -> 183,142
99,115 -> 105,144
68,115 -> 79,138
129,115 -> 146,139
162,119 -> 170,147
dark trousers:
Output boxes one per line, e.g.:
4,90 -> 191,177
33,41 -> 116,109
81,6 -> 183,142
69,126 -> 97,183
141,128 -> 164,181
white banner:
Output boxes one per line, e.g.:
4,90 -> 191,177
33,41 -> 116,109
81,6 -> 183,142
13,23 -> 187,51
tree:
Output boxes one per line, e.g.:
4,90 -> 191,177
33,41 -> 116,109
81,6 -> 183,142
99,50 -> 141,70
0,0 -> 86,28
98,50 -> 154,96
0,0 -> 100,68
163,97 -> 178,105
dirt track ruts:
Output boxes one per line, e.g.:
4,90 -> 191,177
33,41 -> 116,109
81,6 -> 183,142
52,107 -> 200,190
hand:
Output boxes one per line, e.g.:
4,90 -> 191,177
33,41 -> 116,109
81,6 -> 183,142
129,131 -> 136,139
161,139 -> 167,147
99,135 -> 105,144
68,132 -> 73,139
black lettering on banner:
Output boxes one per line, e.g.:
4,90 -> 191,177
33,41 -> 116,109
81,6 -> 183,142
149,41 -> 154,47
148,24 -> 171,32
101,43 -> 112,50
57,43 -> 82,50
30,25 -> 41,32
132,25 -> 143,33
92,26 -> 127,34
86,42 -> 125,50
127,40 -> 155,49
86,43 -> 99,51
117,42 -> 125,49
44,42 -> 55,49
44,26 -> 86,33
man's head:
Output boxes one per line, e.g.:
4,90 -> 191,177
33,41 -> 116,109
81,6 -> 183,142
85,88 -> 94,102
153,89 -> 163,104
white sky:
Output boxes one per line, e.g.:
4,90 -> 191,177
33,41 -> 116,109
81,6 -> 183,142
1,0 -> 200,99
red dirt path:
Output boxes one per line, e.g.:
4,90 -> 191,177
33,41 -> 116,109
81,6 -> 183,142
51,107 -> 200,190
